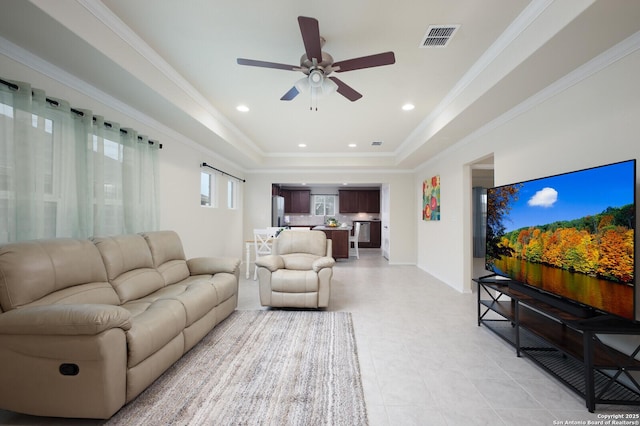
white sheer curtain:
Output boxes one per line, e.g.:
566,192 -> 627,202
0,79 -> 160,243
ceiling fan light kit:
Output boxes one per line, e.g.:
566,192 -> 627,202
237,16 -> 395,107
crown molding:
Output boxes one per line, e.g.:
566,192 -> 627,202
397,0 -> 555,157
0,35 -> 247,174
76,0 -> 264,156
415,29 -> 640,172
263,151 -> 395,158
245,168 -> 414,175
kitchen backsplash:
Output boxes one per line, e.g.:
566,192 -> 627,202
285,213 -> 378,226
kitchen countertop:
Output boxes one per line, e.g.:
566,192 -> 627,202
312,225 -> 352,231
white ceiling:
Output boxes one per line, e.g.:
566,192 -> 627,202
1,1 -> 639,172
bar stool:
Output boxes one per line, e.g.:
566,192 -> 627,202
349,222 -> 361,259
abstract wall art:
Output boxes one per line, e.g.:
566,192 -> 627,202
423,175 -> 440,221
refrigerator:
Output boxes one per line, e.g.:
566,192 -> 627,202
271,196 -> 285,226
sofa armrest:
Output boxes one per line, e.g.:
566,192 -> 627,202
312,256 -> 335,272
0,304 -> 131,336
255,255 -> 285,272
187,257 -> 240,275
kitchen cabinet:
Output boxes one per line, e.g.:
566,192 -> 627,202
282,189 -> 310,213
338,191 -> 358,213
313,226 -> 349,259
369,221 -> 381,248
360,191 -> 380,213
351,220 -> 381,248
338,190 -> 380,213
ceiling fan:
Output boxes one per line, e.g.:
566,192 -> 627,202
237,16 -> 395,103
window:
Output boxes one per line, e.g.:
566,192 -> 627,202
201,170 -> 216,207
1,81 -> 160,243
313,195 -> 336,216
227,178 -> 237,209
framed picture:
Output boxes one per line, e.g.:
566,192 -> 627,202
423,175 -> 440,221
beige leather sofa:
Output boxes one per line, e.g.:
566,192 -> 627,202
255,230 -> 335,308
0,230 -> 240,419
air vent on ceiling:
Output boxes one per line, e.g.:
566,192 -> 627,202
420,25 -> 460,48
371,141 -> 383,146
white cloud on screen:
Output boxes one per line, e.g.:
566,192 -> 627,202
528,187 -> 558,207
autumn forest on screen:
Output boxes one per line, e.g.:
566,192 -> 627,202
486,184 -> 635,285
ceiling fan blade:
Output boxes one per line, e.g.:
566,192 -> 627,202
280,86 -> 300,101
237,58 -> 299,71
298,16 -> 322,62
333,51 -> 396,73
328,77 -> 362,102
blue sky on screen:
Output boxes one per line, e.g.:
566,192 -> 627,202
500,160 -> 635,232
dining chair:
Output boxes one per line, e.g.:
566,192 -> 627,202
349,222 -> 361,259
253,228 -> 273,280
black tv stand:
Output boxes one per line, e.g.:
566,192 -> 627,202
474,277 -> 640,412
507,281 -> 596,319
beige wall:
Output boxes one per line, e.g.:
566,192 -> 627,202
158,141 -> 244,259
415,44 -> 640,296
244,170 -> 416,265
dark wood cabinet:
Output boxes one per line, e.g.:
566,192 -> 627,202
361,191 -> 380,213
351,221 -> 381,248
320,229 -> 349,259
282,189 -> 310,213
338,191 -> 358,213
369,221 -> 381,248
338,190 -> 380,213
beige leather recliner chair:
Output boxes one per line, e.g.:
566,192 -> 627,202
255,230 -> 335,308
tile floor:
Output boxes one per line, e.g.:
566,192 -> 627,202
239,248 -> 640,426
2,248 -> 638,425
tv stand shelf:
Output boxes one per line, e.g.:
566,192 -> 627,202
475,278 -> 640,412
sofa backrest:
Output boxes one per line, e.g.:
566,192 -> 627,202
141,231 -> 190,285
92,234 -> 165,303
0,239 -> 118,311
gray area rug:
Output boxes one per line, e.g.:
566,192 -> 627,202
106,310 -> 368,426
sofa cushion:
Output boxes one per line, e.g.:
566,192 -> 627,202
92,234 -> 165,303
183,273 -> 238,306
208,273 -> 239,303
141,231 -> 190,285
0,239 -> 114,311
134,280 -> 218,327
271,270 -> 319,293
119,298 -> 186,368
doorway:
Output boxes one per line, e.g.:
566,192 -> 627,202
469,156 -> 494,282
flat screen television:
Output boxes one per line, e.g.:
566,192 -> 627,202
485,159 -> 636,321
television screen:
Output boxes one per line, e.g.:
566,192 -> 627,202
485,159 -> 636,320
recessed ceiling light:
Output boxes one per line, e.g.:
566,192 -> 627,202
348,143 -> 357,148
236,105 -> 249,112
402,103 -> 415,111
298,143 -> 307,148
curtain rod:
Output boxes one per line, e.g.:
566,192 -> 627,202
1,78 -> 162,149
201,162 -> 245,182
